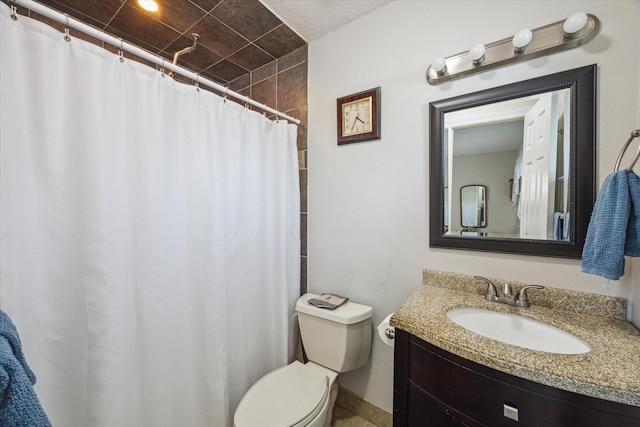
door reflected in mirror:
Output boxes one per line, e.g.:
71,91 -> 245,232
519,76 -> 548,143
429,65 -> 596,258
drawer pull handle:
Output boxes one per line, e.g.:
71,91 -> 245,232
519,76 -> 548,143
503,403 -> 519,421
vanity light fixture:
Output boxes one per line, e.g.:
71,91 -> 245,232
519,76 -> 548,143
426,12 -> 599,85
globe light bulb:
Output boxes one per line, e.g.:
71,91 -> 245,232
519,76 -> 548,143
469,44 -> 485,64
563,12 -> 588,37
432,57 -> 447,74
512,29 -> 533,52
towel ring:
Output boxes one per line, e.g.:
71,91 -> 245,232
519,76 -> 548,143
614,129 -> 640,172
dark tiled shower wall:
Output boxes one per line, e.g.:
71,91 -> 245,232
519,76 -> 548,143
230,45 -> 309,295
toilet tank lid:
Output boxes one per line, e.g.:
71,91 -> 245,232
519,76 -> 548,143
296,293 -> 373,324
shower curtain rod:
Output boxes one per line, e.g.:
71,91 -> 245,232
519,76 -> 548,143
10,0 -> 301,125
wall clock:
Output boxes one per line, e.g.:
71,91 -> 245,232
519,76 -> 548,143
337,87 -> 381,145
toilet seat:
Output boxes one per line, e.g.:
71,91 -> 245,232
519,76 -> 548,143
234,361 -> 330,427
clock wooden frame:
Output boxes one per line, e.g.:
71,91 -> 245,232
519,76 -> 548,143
337,87 -> 381,145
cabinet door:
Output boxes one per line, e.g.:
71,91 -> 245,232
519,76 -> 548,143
409,340 -> 582,426
395,330 -> 480,426
406,386 -> 470,427
393,329 -> 640,427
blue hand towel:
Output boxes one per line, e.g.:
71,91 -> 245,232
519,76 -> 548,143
625,171 -> 640,255
0,311 -> 51,426
582,170 -> 630,279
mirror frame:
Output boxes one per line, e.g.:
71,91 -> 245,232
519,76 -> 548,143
429,65 -> 596,258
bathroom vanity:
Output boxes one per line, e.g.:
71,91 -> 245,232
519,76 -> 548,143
392,270 -> 640,426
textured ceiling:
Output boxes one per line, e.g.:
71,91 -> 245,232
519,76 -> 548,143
261,0 -> 393,42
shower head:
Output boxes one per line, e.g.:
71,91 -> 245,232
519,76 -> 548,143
172,33 -> 200,65
169,34 -> 200,76
169,33 -> 200,77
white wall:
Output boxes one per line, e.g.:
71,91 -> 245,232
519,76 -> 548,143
307,0 -> 640,412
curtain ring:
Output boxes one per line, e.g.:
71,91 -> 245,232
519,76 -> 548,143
194,74 -> 200,92
10,5 -> 18,21
63,14 -> 71,42
117,38 -> 125,62
223,86 -> 229,103
159,58 -> 166,78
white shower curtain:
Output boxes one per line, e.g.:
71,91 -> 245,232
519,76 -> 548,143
0,4 -> 300,426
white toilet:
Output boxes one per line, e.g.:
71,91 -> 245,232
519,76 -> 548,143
233,293 -> 373,427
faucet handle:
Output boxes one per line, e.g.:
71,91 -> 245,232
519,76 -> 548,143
502,283 -> 513,297
516,285 -> 545,308
474,276 -> 498,301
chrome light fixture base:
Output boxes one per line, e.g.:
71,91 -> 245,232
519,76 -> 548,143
426,14 -> 599,85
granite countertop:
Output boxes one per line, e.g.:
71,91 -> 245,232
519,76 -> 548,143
390,269 -> 640,407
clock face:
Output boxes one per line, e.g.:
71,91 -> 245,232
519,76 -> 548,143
336,87 -> 380,145
342,96 -> 373,137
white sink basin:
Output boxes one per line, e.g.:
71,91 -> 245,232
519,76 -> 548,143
446,307 -> 590,354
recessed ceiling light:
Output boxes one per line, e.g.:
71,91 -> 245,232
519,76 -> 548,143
138,0 -> 159,12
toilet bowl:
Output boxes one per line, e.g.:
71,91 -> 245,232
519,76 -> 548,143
233,293 -> 373,427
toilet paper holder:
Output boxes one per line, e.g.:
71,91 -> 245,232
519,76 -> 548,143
376,313 -> 396,347
377,313 -> 395,347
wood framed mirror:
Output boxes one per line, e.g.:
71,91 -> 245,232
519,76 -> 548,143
429,65 -> 596,258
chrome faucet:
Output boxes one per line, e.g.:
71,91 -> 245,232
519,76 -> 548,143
474,276 -> 544,308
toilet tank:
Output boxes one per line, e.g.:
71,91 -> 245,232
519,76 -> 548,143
295,293 -> 373,373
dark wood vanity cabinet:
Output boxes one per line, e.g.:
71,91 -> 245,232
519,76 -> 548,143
393,329 -> 640,426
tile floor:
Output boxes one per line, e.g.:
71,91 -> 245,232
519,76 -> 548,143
330,386 -> 392,427
331,402 -> 380,427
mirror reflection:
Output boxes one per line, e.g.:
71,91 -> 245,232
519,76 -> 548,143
460,185 -> 487,231
444,89 -> 570,240
429,65 -> 596,258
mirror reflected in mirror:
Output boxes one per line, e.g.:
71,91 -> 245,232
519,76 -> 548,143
460,185 -> 487,231
430,65 -> 596,258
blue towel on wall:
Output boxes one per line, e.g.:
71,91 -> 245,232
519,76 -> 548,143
582,170 -> 640,280
0,311 -> 51,426
625,171 -> 640,255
